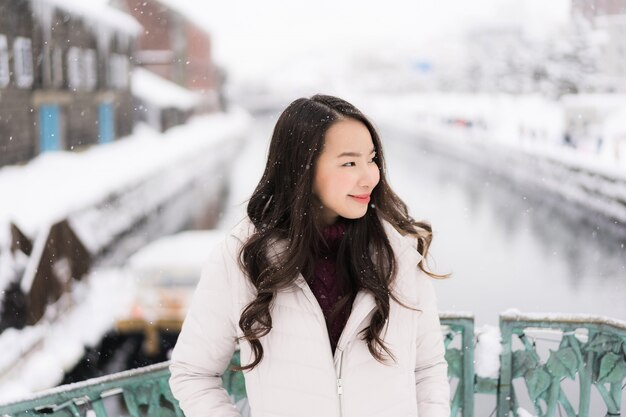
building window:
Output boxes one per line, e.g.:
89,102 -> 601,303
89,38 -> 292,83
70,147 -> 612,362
67,46 -> 82,90
13,36 -> 33,88
83,49 -> 97,90
109,53 -> 129,89
0,34 -> 9,87
51,47 -> 63,88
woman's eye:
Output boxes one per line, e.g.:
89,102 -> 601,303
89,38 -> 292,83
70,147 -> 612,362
342,162 -> 356,167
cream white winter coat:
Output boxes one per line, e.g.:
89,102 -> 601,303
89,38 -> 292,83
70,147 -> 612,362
169,217 -> 450,417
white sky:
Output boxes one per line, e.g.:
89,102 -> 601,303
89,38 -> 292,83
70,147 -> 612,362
159,0 -> 571,83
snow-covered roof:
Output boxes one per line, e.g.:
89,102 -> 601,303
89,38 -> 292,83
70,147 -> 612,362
127,229 -> 227,276
32,0 -> 142,36
132,67 -> 203,110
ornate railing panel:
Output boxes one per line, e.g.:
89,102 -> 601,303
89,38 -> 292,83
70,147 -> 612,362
497,311 -> 626,417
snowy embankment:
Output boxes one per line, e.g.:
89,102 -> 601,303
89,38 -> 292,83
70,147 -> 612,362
0,107 -> 252,294
0,108 -> 252,401
364,93 -> 626,226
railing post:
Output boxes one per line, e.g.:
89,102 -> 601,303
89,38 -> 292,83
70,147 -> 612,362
497,319 -> 513,417
578,332 -> 594,417
461,318 -> 475,417
91,397 -> 109,417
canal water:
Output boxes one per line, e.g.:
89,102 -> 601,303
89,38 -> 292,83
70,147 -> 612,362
381,124 -> 626,326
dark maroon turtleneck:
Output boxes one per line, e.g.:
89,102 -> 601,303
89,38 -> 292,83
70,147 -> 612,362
305,219 -> 355,354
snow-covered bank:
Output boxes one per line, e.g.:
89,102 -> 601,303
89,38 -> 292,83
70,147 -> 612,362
362,93 -> 626,226
364,92 -> 626,173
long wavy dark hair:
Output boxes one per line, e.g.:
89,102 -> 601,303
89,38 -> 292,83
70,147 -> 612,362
234,94 -> 444,371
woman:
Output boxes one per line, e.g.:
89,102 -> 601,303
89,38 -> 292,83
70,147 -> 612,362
169,94 -> 450,417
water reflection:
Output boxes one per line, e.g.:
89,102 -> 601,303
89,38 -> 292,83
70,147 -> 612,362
381,126 -> 626,324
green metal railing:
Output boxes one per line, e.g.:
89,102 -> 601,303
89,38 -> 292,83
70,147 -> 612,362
1,312 -> 624,417
0,362 -> 177,417
0,352 -> 245,417
497,311 -> 626,417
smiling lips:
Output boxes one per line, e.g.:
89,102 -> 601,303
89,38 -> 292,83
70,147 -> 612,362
349,194 -> 370,203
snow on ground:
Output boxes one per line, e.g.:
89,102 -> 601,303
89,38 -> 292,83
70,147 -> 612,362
0,108 -> 252,293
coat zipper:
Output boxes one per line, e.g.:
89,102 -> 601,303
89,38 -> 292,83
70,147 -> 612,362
336,348 -> 344,417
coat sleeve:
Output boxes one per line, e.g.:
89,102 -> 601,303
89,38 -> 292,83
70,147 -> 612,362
169,239 -> 242,417
414,275 -> 450,417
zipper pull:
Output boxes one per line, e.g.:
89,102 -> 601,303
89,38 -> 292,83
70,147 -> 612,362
337,378 -> 343,395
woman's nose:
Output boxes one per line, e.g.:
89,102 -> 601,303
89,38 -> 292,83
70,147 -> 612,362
358,165 -> 378,188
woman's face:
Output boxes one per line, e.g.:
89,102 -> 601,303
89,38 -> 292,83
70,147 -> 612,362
313,118 -> 380,225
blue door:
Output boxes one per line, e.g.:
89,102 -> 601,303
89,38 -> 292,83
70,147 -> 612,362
98,103 -> 115,144
39,104 -> 61,152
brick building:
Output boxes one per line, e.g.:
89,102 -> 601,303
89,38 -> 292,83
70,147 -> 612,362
0,1 -> 37,165
0,0 -> 141,168
120,0 -> 222,112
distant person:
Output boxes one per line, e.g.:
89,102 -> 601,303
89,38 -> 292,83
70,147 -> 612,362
563,131 -> 575,148
169,94 -> 450,417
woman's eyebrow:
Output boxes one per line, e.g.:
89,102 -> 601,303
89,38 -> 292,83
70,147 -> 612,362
337,148 -> 376,158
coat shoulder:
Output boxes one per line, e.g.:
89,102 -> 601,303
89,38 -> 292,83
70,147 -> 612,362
381,218 -> 424,263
